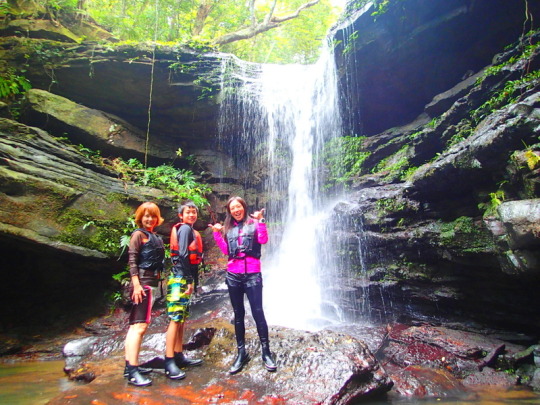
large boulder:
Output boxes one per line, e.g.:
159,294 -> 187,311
21,88 -> 176,164
0,117 -> 177,333
59,320 -> 393,404
498,199 -> 540,251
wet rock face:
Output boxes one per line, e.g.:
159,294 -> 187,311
54,299 -> 540,403
59,276 -> 393,403
209,326 -> 394,404
333,0 -> 540,136
327,14 -> 540,333
0,117 -> 179,333
0,35 -> 225,155
60,320 -> 393,404
21,88 -> 177,164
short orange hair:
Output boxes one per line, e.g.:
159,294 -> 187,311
134,202 -> 164,228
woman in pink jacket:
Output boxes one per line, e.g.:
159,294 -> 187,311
209,196 -> 276,374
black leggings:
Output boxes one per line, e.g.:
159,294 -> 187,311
225,271 -> 269,346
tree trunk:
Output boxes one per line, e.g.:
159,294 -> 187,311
192,0 -> 216,36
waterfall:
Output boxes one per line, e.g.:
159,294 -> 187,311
218,43 -> 344,331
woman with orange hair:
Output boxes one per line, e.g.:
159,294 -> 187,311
123,202 -> 165,386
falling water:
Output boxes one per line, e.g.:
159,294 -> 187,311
218,43 -> 344,331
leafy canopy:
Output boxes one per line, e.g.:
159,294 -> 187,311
78,0 -> 342,64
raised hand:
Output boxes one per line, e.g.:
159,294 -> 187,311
250,208 -> 265,220
208,223 -> 223,232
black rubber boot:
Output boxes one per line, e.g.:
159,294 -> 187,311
164,356 -> 186,380
126,364 -> 152,387
174,351 -> 203,367
261,341 -> 277,372
124,361 -> 152,378
228,345 -> 250,375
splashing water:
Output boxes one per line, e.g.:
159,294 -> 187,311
218,44 -> 344,331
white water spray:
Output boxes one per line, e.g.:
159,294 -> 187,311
218,44 -> 344,331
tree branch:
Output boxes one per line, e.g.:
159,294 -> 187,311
271,0 -> 320,23
263,0 -> 278,25
213,21 -> 280,45
213,0 -> 320,46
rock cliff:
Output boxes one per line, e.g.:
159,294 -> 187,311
330,0 -> 540,334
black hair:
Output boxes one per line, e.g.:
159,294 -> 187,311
178,200 -> 198,215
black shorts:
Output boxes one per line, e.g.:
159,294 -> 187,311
129,285 -> 156,325
225,272 -> 263,289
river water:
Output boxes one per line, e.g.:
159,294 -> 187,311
0,360 -> 72,404
1,358 -> 539,404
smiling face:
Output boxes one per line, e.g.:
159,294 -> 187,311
141,210 -> 158,231
180,207 -> 198,226
228,199 -> 245,222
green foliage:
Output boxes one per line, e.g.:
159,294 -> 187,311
471,70 -> 540,124
19,40 -> 70,73
446,119 -> 474,149
440,216 -> 476,240
45,0 -> 79,13
186,37 -> 216,53
438,216 -> 494,252
375,197 -> 407,217
371,0 -> 390,19
58,209 -> 132,254
426,117 -> 440,128
524,150 -> 540,170
222,0 -> 338,64
108,267 -> 130,310
478,190 -> 505,217
83,0 -> 341,64
69,142 -> 211,206
124,159 -> 211,206
407,130 -> 422,141
0,69 -> 31,100
76,144 -> 102,161
118,217 -> 136,258
112,268 -> 130,285
476,33 -> 540,86
322,135 -> 370,186
342,30 -> 359,56
372,145 -> 412,181
401,166 -> 418,181
0,2 -> 9,15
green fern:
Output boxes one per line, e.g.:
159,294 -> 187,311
0,72 -> 32,99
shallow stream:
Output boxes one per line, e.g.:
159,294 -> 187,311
1,357 -> 540,404
0,360 -> 72,404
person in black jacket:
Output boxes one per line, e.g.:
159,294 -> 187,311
124,202 -> 165,387
164,201 -> 203,379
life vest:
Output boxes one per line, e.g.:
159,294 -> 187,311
134,228 -> 165,273
189,229 -> 203,265
170,223 -> 203,265
226,220 -> 261,260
